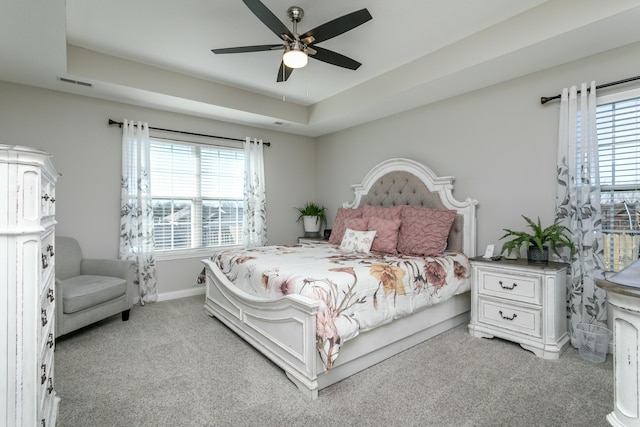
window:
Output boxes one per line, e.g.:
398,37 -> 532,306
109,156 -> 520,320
149,139 -> 244,253
597,89 -> 640,272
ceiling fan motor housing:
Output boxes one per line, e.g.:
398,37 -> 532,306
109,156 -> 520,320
287,6 -> 304,23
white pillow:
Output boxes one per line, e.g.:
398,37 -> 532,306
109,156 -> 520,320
340,228 -> 377,253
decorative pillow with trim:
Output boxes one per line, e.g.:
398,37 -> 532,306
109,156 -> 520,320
367,217 -> 402,254
328,208 -> 363,244
340,229 -> 377,253
397,206 -> 457,256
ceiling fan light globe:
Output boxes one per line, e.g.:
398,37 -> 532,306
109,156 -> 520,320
283,50 -> 308,69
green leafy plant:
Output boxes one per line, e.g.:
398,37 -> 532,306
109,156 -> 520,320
295,202 -> 327,226
499,215 -> 575,258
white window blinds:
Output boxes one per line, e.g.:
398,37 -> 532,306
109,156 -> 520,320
150,139 -> 244,251
597,93 -> 640,271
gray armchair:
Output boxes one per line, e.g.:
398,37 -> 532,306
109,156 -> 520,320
54,236 -> 136,338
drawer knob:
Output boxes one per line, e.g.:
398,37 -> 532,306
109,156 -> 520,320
47,244 -> 54,257
47,377 -> 54,394
499,310 -> 518,321
41,364 -> 47,384
499,280 -> 517,290
41,309 -> 48,327
47,333 -> 54,349
47,288 -> 55,302
42,193 -> 49,201
41,253 -> 48,269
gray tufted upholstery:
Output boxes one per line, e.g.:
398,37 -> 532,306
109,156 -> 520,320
359,171 -> 464,252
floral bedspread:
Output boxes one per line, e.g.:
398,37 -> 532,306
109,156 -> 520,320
205,243 -> 470,371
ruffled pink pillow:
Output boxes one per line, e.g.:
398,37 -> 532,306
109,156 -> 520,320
344,218 -> 369,231
397,206 -> 457,256
328,208 -> 363,244
362,205 -> 403,221
367,217 -> 401,254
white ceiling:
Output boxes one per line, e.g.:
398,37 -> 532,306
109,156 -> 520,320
3,0 -> 640,137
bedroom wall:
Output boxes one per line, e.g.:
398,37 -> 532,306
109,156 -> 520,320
315,41 -> 640,258
0,81 -> 316,298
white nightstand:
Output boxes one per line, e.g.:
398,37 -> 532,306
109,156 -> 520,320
468,257 -> 569,359
298,237 -> 330,244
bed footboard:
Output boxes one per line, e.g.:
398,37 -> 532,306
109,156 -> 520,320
202,258 -> 322,399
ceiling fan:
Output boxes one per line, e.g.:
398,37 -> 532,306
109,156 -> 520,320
212,0 -> 373,82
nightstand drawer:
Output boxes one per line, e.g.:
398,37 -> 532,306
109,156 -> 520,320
477,298 -> 541,338
477,269 -> 541,305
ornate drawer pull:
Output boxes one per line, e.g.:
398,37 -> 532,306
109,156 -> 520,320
47,244 -> 54,257
499,310 -> 518,321
42,193 -> 49,201
41,364 -> 47,384
47,288 -> 54,302
41,253 -> 48,269
498,280 -> 517,290
41,309 -> 48,327
47,333 -> 54,349
47,377 -> 53,394
50,197 -> 55,204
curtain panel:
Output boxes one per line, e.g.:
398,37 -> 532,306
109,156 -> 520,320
555,82 -> 607,346
243,137 -> 268,247
120,120 -> 158,304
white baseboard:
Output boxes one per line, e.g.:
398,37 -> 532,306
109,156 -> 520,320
134,286 -> 206,304
157,286 -> 205,302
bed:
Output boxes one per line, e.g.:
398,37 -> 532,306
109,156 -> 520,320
201,158 -> 478,399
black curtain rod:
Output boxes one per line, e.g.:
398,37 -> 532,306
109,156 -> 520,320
108,119 -> 270,146
540,75 -> 640,105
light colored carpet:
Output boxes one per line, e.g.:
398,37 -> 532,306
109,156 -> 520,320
55,295 -> 613,426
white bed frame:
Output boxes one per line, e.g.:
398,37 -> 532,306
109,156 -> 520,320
202,158 -> 478,399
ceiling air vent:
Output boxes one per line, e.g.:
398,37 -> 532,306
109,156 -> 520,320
58,76 -> 93,87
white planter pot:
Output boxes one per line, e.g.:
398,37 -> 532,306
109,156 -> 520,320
302,216 -> 321,236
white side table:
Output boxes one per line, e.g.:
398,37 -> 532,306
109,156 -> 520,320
298,237 -> 330,244
468,257 -> 569,359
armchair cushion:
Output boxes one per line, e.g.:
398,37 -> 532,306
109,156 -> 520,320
60,275 -> 127,314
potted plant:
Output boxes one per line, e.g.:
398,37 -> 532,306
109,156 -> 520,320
295,202 -> 327,237
499,215 -> 575,264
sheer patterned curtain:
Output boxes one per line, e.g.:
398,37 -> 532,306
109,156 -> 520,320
555,82 -> 607,346
243,137 -> 267,247
120,120 -> 158,304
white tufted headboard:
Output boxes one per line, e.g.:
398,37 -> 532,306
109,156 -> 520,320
343,158 -> 478,256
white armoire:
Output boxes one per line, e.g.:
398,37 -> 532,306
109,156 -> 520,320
1,145 -> 60,426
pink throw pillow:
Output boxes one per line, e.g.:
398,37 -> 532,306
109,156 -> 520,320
328,208 -> 363,244
397,206 -> 457,256
368,217 -> 401,254
362,205 -> 403,221
344,218 -> 369,231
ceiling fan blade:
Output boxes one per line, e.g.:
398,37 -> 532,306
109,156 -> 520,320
242,0 -> 293,40
212,44 -> 282,54
276,62 -> 294,82
300,9 -> 372,44
310,46 -> 361,70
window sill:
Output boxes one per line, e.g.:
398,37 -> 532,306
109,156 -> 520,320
154,245 -> 242,261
